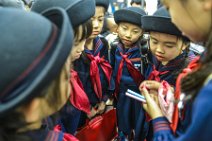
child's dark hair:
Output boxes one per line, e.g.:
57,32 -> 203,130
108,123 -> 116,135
74,19 -> 93,42
172,37 -> 191,81
181,31 -> 212,100
130,0 -> 146,7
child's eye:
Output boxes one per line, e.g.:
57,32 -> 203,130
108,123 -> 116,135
151,39 -> 158,44
133,31 -> 139,34
98,18 -> 104,22
165,44 -> 175,48
165,45 -> 174,48
122,26 -> 127,30
74,43 -> 79,46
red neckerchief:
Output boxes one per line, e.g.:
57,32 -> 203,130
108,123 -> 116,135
114,52 -> 145,97
54,125 -> 79,141
70,69 -> 90,114
171,56 -> 200,133
148,65 -> 169,82
86,52 -> 112,100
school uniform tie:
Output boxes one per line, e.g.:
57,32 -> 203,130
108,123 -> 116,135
70,69 -> 90,114
148,65 -> 169,82
115,52 -> 144,97
87,53 -> 112,100
171,56 -> 200,133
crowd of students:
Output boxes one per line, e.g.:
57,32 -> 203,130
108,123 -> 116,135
0,0 -> 211,141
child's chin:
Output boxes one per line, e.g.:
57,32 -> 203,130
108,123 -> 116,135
122,42 -> 131,46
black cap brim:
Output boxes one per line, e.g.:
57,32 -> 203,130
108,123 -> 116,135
142,16 -> 189,41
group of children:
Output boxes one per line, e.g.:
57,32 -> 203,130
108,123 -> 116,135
0,0 -> 211,141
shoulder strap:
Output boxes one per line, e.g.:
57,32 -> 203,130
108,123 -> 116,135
108,40 -> 118,64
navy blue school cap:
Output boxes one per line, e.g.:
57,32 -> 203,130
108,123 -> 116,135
0,7 -> 74,116
95,0 -> 109,11
114,6 -> 146,27
142,6 -> 189,41
31,0 -> 95,28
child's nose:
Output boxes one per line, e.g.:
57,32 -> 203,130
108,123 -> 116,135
125,31 -> 132,38
93,19 -> 99,28
156,44 -> 165,53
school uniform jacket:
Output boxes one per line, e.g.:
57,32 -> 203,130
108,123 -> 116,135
74,36 -> 115,106
135,51 -> 196,141
110,42 -> 145,136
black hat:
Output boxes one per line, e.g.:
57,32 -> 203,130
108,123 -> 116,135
114,6 -> 146,27
142,6 -> 189,40
0,7 -> 74,116
0,0 -> 25,9
95,0 -> 109,11
31,0 -> 95,28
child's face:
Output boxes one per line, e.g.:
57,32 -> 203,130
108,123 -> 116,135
89,6 -> 105,39
70,25 -> 86,62
70,39 -> 86,61
57,59 -> 72,107
42,58 -> 71,117
117,22 -> 142,48
149,31 -> 186,65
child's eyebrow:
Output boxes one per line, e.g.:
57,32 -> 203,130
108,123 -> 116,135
164,41 -> 176,45
150,35 -> 158,41
132,28 -> 140,31
98,15 -> 104,18
150,35 -> 177,45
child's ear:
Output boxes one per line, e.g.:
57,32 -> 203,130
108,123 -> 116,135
139,28 -> 144,35
203,0 -> 212,11
138,30 -> 143,37
140,30 -> 144,36
181,42 -> 189,51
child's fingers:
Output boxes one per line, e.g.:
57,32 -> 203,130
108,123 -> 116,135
142,102 -> 148,111
149,89 -> 158,95
141,88 -> 152,112
139,80 -> 160,92
141,87 -> 152,102
142,87 -> 164,119
150,94 -> 159,105
145,80 -> 161,90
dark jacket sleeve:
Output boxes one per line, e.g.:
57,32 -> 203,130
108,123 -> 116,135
152,80 -> 212,141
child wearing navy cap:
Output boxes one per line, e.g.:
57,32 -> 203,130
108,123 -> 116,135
110,6 -> 146,140
134,6 -> 197,141
31,0 -> 96,135
140,0 -> 212,140
142,6 -> 195,91
0,7 -> 75,141
74,0 -> 115,125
